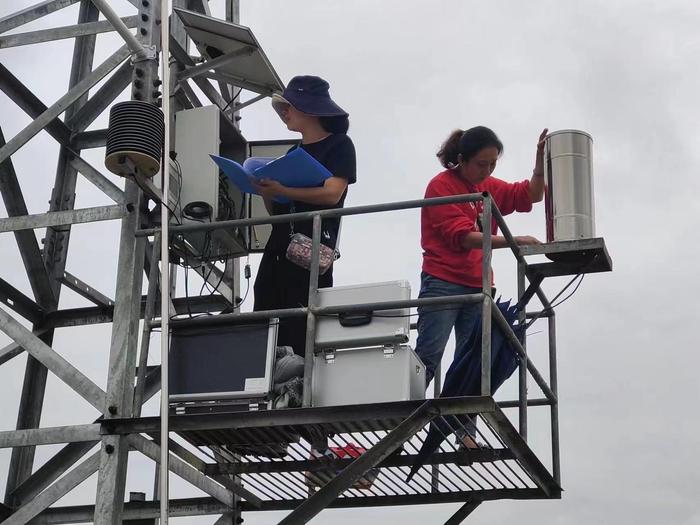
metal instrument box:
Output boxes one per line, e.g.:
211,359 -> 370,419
315,280 -> 411,349
172,105 -> 248,261
311,345 -> 426,407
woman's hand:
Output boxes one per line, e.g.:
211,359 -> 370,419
255,177 -> 349,207
534,128 -> 548,175
529,128 -> 549,202
253,178 -> 287,200
515,235 -> 542,246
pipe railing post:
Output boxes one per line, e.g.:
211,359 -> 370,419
158,0 -> 171,523
548,312 -> 561,484
517,260 -> 528,440
302,214 -> 322,408
480,193 -> 493,396
431,361 -> 441,492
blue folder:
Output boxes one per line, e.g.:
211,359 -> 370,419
211,148 -> 332,204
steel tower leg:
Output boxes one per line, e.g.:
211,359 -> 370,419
93,0 -> 160,521
3,0 -> 99,507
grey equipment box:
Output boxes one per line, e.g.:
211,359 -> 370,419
315,280 -> 411,349
168,319 -> 278,408
312,345 -> 425,407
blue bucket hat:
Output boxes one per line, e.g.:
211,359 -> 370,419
272,75 -> 348,118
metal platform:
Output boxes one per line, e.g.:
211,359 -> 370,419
104,397 -> 560,523
520,237 -> 612,278
0,2 -> 584,524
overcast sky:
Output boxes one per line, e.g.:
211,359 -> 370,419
1,0 -> 699,524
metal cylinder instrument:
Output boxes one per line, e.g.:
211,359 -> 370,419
544,129 -> 595,243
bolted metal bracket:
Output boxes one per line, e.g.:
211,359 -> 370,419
131,45 -> 157,63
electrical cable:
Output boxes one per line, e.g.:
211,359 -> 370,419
549,274 -> 585,309
210,263 -> 228,296
233,260 -> 252,310
525,273 -> 584,329
127,151 -> 184,226
172,157 -> 184,219
236,278 -> 250,309
183,264 -> 193,319
198,261 -> 218,296
132,174 -> 182,225
221,87 -> 244,113
201,258 -> 227,297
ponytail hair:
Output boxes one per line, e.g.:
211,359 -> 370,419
437,126 -> 503,168
436,130 -> 464,168
320,115 -> 350,134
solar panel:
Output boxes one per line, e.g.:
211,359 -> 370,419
174,8 -> 284,96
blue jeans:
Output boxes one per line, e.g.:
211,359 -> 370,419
415,272 -> 483,386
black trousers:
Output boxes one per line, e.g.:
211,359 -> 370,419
253,250 -> 333,358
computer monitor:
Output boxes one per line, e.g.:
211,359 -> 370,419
168,319 -> 278,403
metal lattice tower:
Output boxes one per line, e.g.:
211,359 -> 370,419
0,1 -> 247,523
0,2 -> 612,524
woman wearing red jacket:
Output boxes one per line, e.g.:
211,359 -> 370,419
416,126 -> 547,390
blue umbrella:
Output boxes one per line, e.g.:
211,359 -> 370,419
407,299 -> 525,482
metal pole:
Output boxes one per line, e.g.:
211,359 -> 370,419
137,193 -> 487,237
480,194 -> 492,396
95,0 -> 159,518
517,261 -> 528,439
431,362 -> 441,493
549,313 -> 561,484
302,214 -> 322,408
166,294 -> 484,329
177,46 -> 255,81
224,6 -> 240,525
90,0 -> 149,59
159,1 -> 171,523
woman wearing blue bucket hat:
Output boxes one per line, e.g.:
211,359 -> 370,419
253,75 -> 357,358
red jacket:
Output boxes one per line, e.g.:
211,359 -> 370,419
421,169 -> 533,288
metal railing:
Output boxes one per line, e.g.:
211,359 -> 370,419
137,191 -> 561,484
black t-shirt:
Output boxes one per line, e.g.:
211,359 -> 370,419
266,133 -> 356,252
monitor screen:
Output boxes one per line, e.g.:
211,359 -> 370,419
169,319 -> 278,402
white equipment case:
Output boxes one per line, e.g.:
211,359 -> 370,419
312,345 -> 425,407
315,280 -> 411,349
